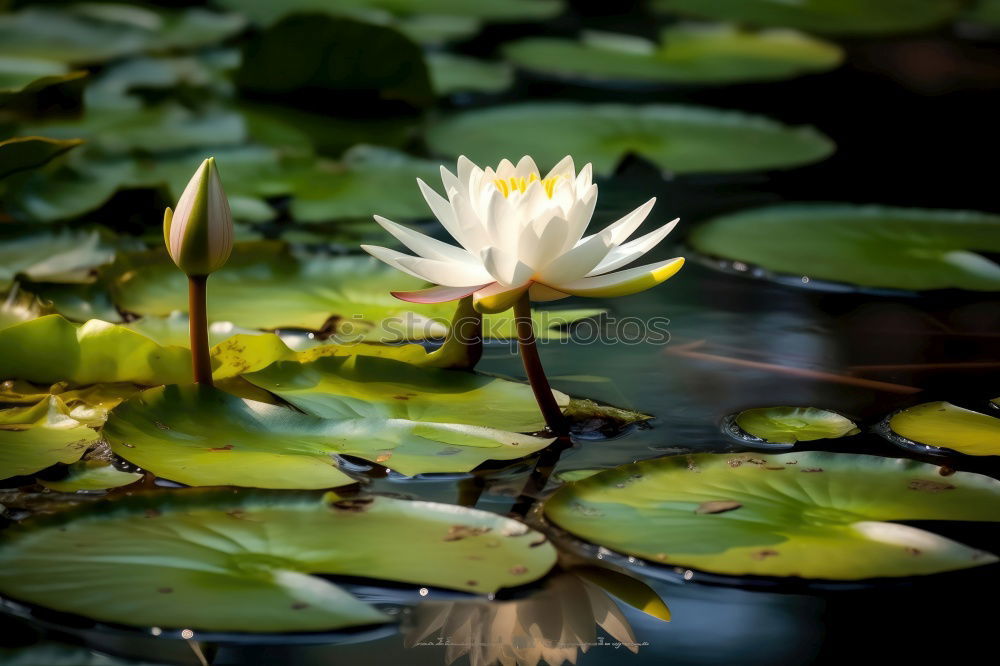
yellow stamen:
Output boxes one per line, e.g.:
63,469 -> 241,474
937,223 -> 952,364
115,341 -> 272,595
493,173 -> 561,198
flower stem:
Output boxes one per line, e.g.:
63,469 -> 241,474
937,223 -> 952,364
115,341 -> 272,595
513,292 -> 567,435
188,274 -> 213,386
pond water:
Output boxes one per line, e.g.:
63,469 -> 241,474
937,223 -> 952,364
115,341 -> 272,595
2,8 -> 999,666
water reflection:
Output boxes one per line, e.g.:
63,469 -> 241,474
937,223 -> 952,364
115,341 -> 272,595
403,569 -> 661,666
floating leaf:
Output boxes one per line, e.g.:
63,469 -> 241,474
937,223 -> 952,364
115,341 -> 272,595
217,0 -> 561,25
0,489 -> 556,631
0,397 -> 99,480
689,204 -> 1000,292
503,25 -> 841,85
426,103 -> 833,176
733,406 -> 860,445
105,243 -> 601,338
427,53 -> 513,95
887,402 -> 1000,457
0,136 -> 82,179
243,355 -> 566,431
0,227 -> 118,291
104,384 -> 554,487
38,459 -> 142,492
545,452 -> 1000,579
0,315 -> 191,386
0,290 -> 53,330
652,0 -> 963,36
0,642 -> 167,666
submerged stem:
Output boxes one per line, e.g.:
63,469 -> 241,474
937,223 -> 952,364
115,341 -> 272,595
513,292 -> 567,435
188,275 -> 213,386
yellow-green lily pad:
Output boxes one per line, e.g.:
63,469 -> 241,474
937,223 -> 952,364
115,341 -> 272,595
0,397 -> 99,480
38,459 -> 142,492
545,452 -> 1000,580
0,489 -> 556,632
104,384 -> 554,488
503,25 -> 841,85
886,402 -> 1000,457
426,102 -> 833,176
733,406 -> 860,445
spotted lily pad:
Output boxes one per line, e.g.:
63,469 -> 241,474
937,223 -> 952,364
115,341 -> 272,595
104,384 -> 554,488
0,315 -> 191,386
886,402 -> 1000,457
545,452 -> 1000,580
503,25 -> 841,85
733,407 -> 860,445
0,397 -> 99,480
689,204 -> 1000,292
105,243 -> 601,338
243,355 -> 567,431
652,0 -> 963,36
0,489 -> 556,631
38,459 -> 142,492
426,103 -> 833,176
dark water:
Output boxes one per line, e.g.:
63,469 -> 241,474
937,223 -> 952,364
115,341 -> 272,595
3,27 -> 1000,666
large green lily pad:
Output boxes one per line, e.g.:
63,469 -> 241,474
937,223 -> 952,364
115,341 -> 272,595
105,243 -> 601,338
0,489 -> 557,631
733,406 -> 860,445
887,402 -> 1000,457
503,25 -> 841,85
689,204 -> 1000,292
426,103 -> 834,176
652,0 -> 963,36
545,452 -> 1000,579
104,384 -> 554,487
0,227 -> 117,290
0,315 -> 191,386
427,53 -> 514,95
243,355 -> 566,431
0,136 -> 83,179
0,397 -> 99,480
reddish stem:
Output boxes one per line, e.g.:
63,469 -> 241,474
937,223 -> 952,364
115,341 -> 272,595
188,275 -> 213,386
513,292 -> 567,435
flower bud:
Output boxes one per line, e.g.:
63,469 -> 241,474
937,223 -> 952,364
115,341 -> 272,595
163,157 -> 233,276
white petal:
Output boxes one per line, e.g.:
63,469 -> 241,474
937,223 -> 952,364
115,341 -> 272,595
439,165 -> 460,197
519,215 -> 569,270
449,192 -> 491,254
396,255 -> 493,287
481,246 -> 533,286
544,155 -> 576,180
514,155 -> 540,179
360,245 -> 431,281
456,155 -> 478,191
574,162 -> 593,192
416,178 -> 476,250
587,218 -> 679,276
373,215 -> 476,264
562,183 -> 598,250
552,257 -> 684,298
537,231 -> 613,284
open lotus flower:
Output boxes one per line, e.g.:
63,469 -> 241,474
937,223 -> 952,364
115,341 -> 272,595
361,155 -> 683,314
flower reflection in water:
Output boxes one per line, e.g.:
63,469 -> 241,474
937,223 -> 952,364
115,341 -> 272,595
404,568 -> 668,666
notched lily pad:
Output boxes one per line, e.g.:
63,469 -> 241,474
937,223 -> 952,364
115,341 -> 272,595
0,489 -> 557,632
727,406 -> 860,446
689,204 -> 1000,292
427,102 -> 833,176
0,397 -> 99,480
545,452 -> 1000,580
884,401 -> 1000,457
104,384 -> 554,488
503,25 -> 842,86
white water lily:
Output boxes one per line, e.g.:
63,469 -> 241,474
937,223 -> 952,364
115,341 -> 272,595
362,155 -> 684,314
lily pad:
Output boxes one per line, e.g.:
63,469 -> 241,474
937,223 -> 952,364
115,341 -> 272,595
243,355 -> 566,431
0,315 -> 191,386
104,384 -> 554,487
689,204 -> 1000,292
0,290 -> 53,330
427,53 -> 513,95
0,227 -> 119,290
217,0 -> 562,25
0,397 -> 99,480
886,402 -> 1000,457
732,407 -> 860,445
105,243 -> 601,338
545,452 -> 1000,580
426,103 -> 834,176
38,459 -> 142,492
652,0 -> 963,36
0,136 -> 83,179
503,25 -> 842,86
0,489 -> 557,631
